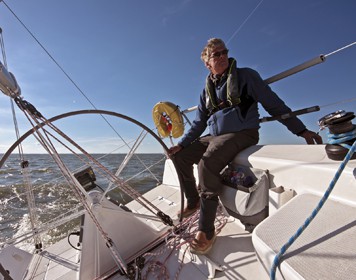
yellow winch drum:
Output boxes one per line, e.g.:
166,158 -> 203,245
152,101 -> 184,138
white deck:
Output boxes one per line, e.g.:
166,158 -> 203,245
22,239 -> 79,280
235,144 -> 356,203
4,144 -> 355,280
120,183 -> 268,280
253,192 -> 356,280
22,183 -> 267,280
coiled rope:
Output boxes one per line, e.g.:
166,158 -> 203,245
270,139 -> 356,279
327,126 -> 356,149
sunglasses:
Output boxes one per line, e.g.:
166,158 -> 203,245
210,49 -> 229,59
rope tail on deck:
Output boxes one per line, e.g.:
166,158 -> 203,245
270,139 -> 356,279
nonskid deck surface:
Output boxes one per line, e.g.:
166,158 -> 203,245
108,220 -> 265,280
119,183 -> 267,279
25,238 -> 79,280
254,193 -> 356,280
25,184 -> 267,280
28,178 -> 356,279
20,169 -> 356,279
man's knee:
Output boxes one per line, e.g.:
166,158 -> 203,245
173,151 -> 190,168
198,155 -> 224,177
197,155 -> 226,195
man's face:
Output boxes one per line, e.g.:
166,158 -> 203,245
205,46 -> 229,75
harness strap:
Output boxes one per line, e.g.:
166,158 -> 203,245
205,58 -> 241,116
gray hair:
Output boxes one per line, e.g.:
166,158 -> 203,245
201,38 -> 227,62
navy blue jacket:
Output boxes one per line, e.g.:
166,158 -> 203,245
178,66 -> 306,147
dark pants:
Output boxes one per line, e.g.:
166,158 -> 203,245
174,129 -> 259,239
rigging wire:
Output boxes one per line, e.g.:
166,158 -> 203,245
16,104 -> 129,272
227,0 -> 265,44
225,0 -> 356,114
318,41 -> 356,109
1,0 -> 160,190
1,25 -> 43,250
38,125 -> 165,216
325,41 -> 356,57
1,11 -> 167,266
1,28 -> 24,157
1,1 -> 354,277
1,1 -> 94,108
0,28 -> 7,67
181,41 -> 356,121
320,96 -> 356,110
2,0 -> 355,128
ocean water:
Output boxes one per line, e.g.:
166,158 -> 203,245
0,153 -> 166,249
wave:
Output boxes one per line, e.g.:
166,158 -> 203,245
0,153 -> 165,248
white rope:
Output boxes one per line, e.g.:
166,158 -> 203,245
141,205 -> 228,280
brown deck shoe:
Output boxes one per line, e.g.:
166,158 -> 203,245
177,201 -> 200,219
190,231 -> 216,255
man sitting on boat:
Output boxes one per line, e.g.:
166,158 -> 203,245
168,38 -> 322,255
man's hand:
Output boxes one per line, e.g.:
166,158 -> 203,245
299,129 -> 322,144
167,145 -> 183,158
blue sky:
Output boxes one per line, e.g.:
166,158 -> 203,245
0,0 -> 355,153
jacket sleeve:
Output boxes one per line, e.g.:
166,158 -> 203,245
246,68 -> 306,135
178,91 -> 209,147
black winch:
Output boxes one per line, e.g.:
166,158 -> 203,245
319,110 -> 356,161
